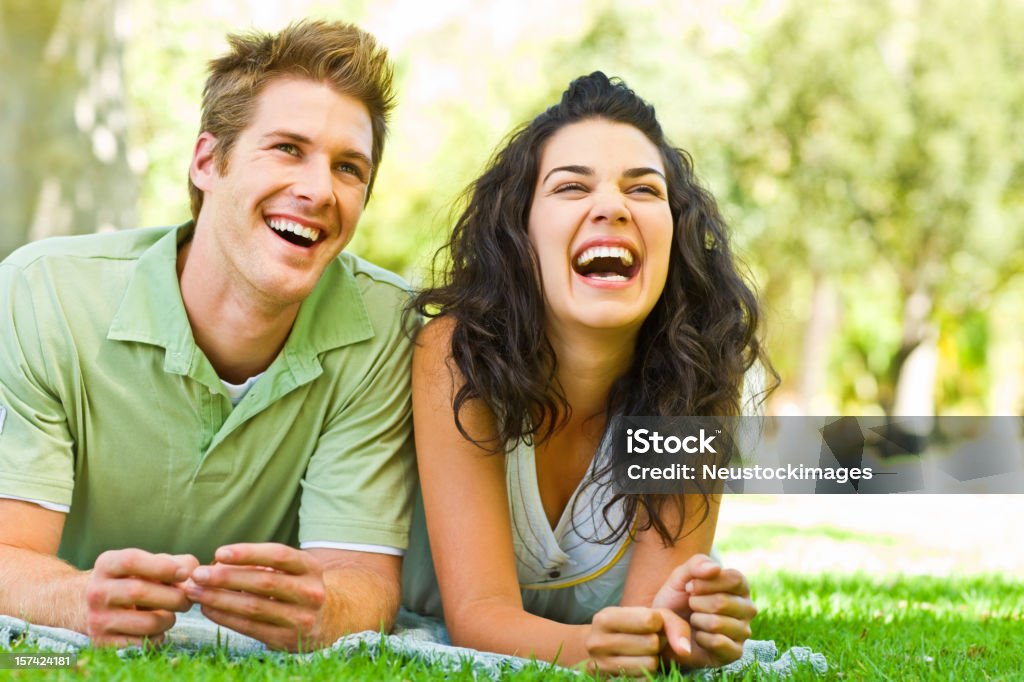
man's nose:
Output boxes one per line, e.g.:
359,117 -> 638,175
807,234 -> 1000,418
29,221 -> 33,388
292,160 -> 336,208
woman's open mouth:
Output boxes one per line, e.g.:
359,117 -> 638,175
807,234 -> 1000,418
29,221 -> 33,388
571,244 -> 639,282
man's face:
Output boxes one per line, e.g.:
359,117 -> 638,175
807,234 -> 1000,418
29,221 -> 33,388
189,77 -> 374,307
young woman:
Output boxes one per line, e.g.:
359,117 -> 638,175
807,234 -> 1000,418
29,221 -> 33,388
402,72 -> 773,676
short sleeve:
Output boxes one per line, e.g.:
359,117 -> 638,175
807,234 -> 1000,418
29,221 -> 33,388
0,263 -> 75,507
297,289 -> 417,550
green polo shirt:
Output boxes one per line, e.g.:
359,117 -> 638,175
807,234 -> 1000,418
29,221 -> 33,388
0,224 -> 416,569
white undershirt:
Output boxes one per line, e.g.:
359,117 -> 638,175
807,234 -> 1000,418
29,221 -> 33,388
221,373 -> 262,407
2,373 -> 403,556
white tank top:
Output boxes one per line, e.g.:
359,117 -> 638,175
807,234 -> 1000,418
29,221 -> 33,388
401,431 -> 633,625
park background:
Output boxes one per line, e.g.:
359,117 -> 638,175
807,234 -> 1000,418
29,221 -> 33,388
2,0 -> 1022,678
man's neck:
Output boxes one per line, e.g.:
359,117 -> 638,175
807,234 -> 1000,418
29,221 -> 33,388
176,236 -> 299,384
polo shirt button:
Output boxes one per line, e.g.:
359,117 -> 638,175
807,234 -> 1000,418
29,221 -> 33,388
549,570 -> 560,579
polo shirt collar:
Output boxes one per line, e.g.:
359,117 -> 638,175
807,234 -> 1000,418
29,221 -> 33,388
281,253 -> 374,373
107,223 -> 195,374
107,222 -> 375,379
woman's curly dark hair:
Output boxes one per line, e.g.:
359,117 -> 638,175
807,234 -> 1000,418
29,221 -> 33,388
412,72 -> 776,544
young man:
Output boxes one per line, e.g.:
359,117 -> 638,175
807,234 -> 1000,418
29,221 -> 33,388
0,20 -> 415,652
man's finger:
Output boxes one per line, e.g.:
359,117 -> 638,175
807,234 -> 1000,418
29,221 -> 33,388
186,584 -> 313,630
200,605 -> 308,652
168,554 -> 200,575
95,549 -> 193,583
189,565 -> 320,605
104,608 -> 176,637
688,593 -> 757,619
212,543 -> 311,574
101,578 -> 193,612
91,633 -> 163,648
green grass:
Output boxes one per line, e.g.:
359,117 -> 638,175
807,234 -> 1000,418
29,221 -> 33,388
5,573 -> 1022,681
715,524 -> 897,554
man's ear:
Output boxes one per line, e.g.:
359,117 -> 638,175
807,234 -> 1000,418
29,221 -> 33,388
190,132 -> 220,192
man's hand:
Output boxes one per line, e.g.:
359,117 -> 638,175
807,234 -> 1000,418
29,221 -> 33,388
85,549 -> 198,646
653,554 -> 756,668
184,543 -> 327,652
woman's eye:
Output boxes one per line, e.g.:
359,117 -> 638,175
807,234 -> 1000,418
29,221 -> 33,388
275,143 -> 299,155
628,184 -> 665,198
553,182 -> 587,193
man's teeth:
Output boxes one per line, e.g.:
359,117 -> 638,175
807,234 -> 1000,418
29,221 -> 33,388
574,245 -> 634,268
267,218 -> 321,243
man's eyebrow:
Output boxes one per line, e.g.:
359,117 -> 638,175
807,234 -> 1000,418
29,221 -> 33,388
337,149 -> 373,171
261,130 -> 373,170
261,130 -> 313,145
623,167 -> 666,180
542,165 -> 593,183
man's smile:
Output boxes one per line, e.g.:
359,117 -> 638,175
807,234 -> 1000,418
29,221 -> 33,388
265,215 -> 325,248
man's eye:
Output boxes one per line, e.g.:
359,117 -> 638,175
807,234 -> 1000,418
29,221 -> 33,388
275,143 -> 299,155
337,163 -> 365,181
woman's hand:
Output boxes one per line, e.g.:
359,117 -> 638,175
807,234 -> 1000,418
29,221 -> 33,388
652,554 -> 756,668
583,606 -> 670,676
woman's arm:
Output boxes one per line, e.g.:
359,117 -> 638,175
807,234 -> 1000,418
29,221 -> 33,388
620,494 -> 756,667
414,319 -> 667,674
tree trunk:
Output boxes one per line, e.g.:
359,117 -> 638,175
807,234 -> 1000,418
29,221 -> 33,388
890,285 -> 938,432
797,270 -> 837,414
1,0 -> 136,259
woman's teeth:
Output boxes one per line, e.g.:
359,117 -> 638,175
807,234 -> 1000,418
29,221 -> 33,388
575,245 -> 634,268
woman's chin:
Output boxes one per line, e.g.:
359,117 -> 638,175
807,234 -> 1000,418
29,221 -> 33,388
555,303 -> 652,334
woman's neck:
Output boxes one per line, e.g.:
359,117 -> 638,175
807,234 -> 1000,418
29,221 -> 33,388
545,320 -> 638,423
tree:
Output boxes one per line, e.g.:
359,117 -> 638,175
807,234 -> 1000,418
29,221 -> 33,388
720,0 -> 1024,415
1,0 -> 137,259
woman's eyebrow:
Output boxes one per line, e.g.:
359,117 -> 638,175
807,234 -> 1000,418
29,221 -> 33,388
623,167 -> 666,180
542,165 -> 593,183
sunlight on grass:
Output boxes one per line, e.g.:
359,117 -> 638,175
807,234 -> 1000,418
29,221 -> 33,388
7,572 -> 1020,680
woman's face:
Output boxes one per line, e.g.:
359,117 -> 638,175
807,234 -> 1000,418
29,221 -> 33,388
527,119 -> 674,335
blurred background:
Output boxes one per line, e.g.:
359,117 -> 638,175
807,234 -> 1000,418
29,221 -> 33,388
2,0 -> 1022,421
3,0 -> 1023,587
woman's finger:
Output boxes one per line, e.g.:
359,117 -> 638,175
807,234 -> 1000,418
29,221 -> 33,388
694,629 -> 744,664
586,631 -> 664,657
591,606 -> 663,635
688,592 -> 757,619
689,612 -> 753,642
687,567 -> 749,597
589,655 -> 661,677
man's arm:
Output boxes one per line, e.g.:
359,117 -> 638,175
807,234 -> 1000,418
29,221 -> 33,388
0,499 -> 197,645
185,544 -> 400,651
0,499 -> 87,631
